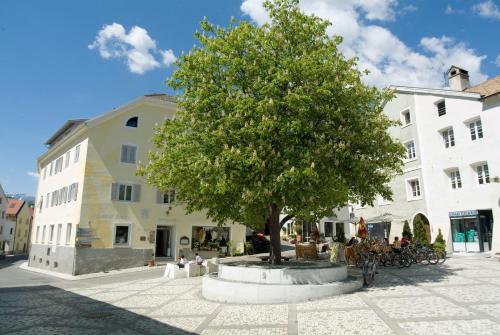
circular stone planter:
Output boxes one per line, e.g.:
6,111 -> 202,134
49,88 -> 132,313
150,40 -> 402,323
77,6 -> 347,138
202,261 -> 362,304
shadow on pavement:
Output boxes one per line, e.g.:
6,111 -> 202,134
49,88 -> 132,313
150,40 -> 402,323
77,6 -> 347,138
0,285 -> 193,335
0,254 -> 27,270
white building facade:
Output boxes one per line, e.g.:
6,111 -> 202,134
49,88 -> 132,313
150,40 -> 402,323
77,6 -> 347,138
355,67 -> 500,254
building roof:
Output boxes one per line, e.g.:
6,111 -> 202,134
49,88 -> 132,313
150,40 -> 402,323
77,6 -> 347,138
6,199 -> 25,216
44,119 -> 88,147
390,85 -> 480,99
466,75 -> 500,99
143,93 -> 177,103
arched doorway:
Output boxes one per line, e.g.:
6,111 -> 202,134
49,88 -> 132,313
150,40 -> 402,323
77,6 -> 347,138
413,213 -> 431,242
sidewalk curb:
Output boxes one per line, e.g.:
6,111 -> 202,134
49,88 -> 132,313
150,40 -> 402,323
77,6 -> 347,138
18,262 -> 165,281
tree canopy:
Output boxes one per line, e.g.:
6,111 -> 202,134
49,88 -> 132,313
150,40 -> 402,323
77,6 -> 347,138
138,0 -> 404,263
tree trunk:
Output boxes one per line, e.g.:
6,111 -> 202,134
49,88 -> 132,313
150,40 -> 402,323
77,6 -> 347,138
268,203 -> 282,265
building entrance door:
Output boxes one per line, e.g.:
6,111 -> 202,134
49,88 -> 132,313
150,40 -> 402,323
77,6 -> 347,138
156,226 -> 172,257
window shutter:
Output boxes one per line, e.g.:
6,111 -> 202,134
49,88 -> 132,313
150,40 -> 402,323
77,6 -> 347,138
156,190 -> 163,204
133,184 -> 141,202
121,146 -> 127,163
130,147 -> 136,163
73,183 -> 78,201
111,183 -> 118,200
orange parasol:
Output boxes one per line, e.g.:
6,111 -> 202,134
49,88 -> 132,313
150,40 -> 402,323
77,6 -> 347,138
356,217 -> 368,239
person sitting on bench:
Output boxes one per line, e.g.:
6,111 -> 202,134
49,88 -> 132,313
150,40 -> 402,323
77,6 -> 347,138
176,255 -> 187,268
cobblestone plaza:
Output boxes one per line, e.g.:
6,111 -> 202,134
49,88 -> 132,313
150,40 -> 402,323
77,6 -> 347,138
2,256 -> 500,334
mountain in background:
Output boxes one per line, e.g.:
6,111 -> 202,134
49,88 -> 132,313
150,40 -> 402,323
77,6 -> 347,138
6,194 -> 35,206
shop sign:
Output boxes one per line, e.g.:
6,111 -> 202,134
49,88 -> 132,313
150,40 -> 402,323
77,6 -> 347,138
449,210 -> 478,218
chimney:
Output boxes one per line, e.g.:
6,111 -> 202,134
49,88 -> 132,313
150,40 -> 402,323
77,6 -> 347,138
447,66 -> 470,91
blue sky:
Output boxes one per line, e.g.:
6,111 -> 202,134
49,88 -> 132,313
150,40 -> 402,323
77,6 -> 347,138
0,0 -> 499,196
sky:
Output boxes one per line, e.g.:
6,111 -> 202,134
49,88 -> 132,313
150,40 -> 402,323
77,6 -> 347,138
0,0 -> 499,196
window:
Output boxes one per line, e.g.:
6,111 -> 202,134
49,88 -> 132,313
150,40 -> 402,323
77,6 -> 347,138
126,116 -> 138,128
405,141 -> 416,160
441,128 -> 455,148
39,196 -> 43,213
0,226 -> 2,234
437,100 -> 446,116
66,223 -> 72,245
74,145 -> 80,163
49,161 -> 54,176
51,191 -> 58,206
469,119 -> 483,141
10,228 -> 13,235
120,145 -> 137,164
65,151 -> 70,168
42,226 -> 46,243
324,222 -> 334,237
114,225 -> 131,246
111,183 -> 140,202
43,167 -> 47,180
119,185 -> 132,201
401,109 -> 411,126
54,156 -> 63,174
158,189 -> 176,204
56,224 -> 62,244
49,225 -> 54,243
449,170 -> 462,189
61,187 -> 67,204
407,179 -> 421,199
46,193 -> 50,208
477,164 -> 490,185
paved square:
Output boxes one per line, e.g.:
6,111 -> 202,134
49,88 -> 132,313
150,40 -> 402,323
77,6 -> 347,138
1,255 -> 500,334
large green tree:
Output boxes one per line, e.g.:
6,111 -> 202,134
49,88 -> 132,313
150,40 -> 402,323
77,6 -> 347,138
138,0 -> 404,264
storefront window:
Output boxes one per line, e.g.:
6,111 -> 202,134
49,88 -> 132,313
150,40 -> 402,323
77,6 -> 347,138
451,218 -> 480,252
192,226 -> 230,253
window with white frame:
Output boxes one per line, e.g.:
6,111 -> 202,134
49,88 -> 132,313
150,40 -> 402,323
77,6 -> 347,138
36,226 -> 40,243
120,145 -> 137,164
43,167 -> 47,180
66,223 -> 72,245
49,225 -> 54,243
436,100 -> 446,116
157,189 -> 176,204
401,109 -> 411,126
49,161 -> 54,176
407,179 -> 421,199
42,225 -> 46,243
51,190 -> 58,206
449,169 -> 462,189
114,225 -> 131,246
405,141 -> 416,160
441,128 -> 455,148
469,119 -> 483,141
56,224 -> 62,244
65,151 -> 70,168
476,163 -> 490,185
46,193 -> 50,208
74,145 -> 80,163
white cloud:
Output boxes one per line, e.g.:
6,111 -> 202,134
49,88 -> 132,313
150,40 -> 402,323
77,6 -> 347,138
161,49 -> 177,66
240,0 -> 488,88
89,23 -> 176,74
27,172 -> 39,178
473,0 -> 500,19
495,55 -> 500,66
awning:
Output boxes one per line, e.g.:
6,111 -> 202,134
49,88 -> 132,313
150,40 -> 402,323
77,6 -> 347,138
365,212 -> 406,223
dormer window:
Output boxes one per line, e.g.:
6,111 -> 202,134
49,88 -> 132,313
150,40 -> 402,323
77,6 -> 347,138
126,117 -> 138,128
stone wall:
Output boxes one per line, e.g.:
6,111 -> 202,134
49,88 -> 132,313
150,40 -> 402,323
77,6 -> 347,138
28,244 -> 76,275
74,247 -> 153,275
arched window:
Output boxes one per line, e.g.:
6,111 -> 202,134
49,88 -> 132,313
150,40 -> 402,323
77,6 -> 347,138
126,116 -> 138,128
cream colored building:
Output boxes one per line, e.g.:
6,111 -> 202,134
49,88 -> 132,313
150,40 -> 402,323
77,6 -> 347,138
28,94 -> 246,275
3,198 -> 32,254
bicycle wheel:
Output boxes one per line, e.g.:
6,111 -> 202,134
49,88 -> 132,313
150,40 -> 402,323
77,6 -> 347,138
427,252 -> 439,265
437,250 -> 447,264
